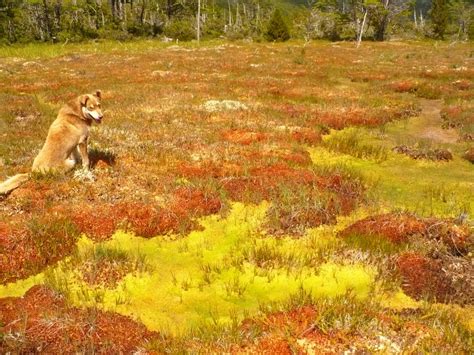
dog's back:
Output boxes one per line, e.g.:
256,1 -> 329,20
32,95 -> 98,172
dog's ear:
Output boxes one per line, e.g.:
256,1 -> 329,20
95,90 -> 102,99
80,95 -> 89,106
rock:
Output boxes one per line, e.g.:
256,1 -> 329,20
22,61 -> 45,68
201,100 -> 248,113
73,168 -> 96,182
152,70 -> 172,77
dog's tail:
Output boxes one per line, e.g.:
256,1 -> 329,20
0,173 -> 29,195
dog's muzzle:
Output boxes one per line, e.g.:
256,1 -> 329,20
82,107 -> 103,123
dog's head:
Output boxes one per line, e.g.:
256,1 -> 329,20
80,90 -> 103,123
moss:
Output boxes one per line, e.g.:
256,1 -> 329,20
378,289 -> 421,310
0,273 -> 45,298
0,203 -> 375,336
309,146 -> 473,217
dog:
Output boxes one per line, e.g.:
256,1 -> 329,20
0,90 -> 103,195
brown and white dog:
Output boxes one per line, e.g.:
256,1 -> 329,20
0,90 -> 104,195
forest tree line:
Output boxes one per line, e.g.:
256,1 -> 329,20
0,0 -> 473,44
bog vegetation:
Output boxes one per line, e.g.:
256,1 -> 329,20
0,33 -> 473,354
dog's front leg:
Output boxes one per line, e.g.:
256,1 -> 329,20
78,138 -> 90,170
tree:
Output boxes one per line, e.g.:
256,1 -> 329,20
0,0 -> 22,42
196,0 -> 200,42
265,7 -> 290,41
366,0 -> 411,41
449,0 -> 474,40
430,0 -> 450,38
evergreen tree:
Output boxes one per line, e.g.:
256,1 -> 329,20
430,0 -> 450,38
265,8 -> 290,42
469,12 -> 474,40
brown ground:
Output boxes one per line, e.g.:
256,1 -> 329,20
417,100 -> 460,144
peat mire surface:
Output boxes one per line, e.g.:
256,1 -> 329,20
0,40 -> 473,352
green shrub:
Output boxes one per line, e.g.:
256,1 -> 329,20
164,19 -> 195,41
127,23 -> 157,37
468,13 -> 474,40
430,0 -> 450,39
265,9 -> 290,42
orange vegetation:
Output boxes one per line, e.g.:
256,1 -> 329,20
234,306 -> 359,354
396,252 -> 452,302
340,213 -> 471,253
0,217 -> 79,284
221,129 -> 269,145
0,286 -> 157,353
73,189 -> 222,240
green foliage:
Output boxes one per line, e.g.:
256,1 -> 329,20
368,2 -> 391,41
468,8 -> 474,40
164,18 -> 195,41
430,0 -> 450,39
265,9 -> 290,42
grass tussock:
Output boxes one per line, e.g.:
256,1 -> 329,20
322,128 -> 388,162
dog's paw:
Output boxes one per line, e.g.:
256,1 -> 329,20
73,168 -> 96,182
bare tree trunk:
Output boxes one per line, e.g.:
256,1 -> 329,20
100,0 -> 105,27
8,19 -> 14,42
140,0 -> 146,24
123,0 -> 127,23
42,0 -> 53,39
235,2 -> 241,27
374,0 -> 390,41
197,0 -> 201,43
110,0 -> 115,20
71,0 -> 79,24
356,8 -> 368,48
54,0 -> 61,31
167,0 -> 172,20
256,2 -> 260,27
118,0 -> 122,21
31,5 -> 45,40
